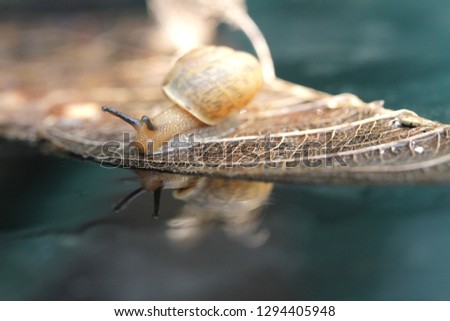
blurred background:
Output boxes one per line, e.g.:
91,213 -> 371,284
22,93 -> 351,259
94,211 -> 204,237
1,0 -> 450,300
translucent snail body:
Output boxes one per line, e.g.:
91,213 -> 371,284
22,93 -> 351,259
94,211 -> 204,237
102,46 -> 263,153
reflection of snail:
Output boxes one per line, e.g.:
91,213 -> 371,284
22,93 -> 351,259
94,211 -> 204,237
102,46 -> 263,153
115,170 -> 273,247
166,177 -> 273,248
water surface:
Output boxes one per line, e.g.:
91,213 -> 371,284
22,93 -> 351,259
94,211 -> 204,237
1,0 -> 450,300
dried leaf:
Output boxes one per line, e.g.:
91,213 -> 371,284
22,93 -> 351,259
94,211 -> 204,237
1,15 -> 449,184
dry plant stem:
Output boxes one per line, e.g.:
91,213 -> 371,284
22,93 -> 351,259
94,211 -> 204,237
227,11 -> 276,81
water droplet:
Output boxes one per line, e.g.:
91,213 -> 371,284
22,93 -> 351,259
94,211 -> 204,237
391,119 -> 402,127
414,146 -> 424,154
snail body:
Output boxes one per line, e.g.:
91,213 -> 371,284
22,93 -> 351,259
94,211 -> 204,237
102,46 -> 263,153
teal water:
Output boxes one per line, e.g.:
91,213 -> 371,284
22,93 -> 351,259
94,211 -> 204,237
1,0 -> 450,300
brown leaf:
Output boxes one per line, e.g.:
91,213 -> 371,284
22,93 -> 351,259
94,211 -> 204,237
1,15 -> 449,184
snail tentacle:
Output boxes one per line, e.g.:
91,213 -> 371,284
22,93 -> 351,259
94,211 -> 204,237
102,106 -> 141,127
141,115 -> 155,131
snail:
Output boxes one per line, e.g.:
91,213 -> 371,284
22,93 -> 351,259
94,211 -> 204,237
102,46 -> 263,153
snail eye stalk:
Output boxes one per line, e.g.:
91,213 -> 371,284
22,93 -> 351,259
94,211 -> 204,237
102,106 -> 141,127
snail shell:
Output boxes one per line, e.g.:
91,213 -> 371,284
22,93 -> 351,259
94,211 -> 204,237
162,46 -> 264,125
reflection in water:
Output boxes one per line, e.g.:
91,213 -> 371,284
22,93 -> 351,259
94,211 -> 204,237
11,169 -> 273,249
125,171 -> 274,248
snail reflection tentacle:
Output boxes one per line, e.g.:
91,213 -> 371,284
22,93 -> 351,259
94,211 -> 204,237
113,187 -> 146,213
152,187 -> 162,219
113,178 -> 164,218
